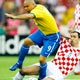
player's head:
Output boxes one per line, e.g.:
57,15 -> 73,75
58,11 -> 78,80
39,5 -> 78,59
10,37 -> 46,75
69,31 -> 80,46
23,0 -> 36,12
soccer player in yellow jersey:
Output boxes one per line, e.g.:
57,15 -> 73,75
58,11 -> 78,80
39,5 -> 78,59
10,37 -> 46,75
5,0 -> 60,80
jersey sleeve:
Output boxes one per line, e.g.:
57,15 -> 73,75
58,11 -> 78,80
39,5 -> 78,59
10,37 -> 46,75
30,8 -> 44,18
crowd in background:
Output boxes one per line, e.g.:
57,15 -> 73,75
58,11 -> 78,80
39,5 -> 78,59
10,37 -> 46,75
0,0 -> 78,36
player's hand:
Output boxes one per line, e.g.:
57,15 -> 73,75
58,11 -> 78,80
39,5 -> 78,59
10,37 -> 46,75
65,35 -> 71,39
5,13 -> 16,19
9,63 -> 22,71
68,29 -> 73,33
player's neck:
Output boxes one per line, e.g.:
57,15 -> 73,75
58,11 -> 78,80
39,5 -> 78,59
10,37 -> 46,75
73,43 -> 79,48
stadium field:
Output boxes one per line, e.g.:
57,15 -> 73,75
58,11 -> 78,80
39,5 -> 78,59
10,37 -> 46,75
0,56 -> 80,80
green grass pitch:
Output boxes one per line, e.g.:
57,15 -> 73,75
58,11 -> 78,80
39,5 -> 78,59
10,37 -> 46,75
0,56 -> 80,80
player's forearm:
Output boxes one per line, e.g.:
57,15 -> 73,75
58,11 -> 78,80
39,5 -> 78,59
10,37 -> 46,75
60,31 -> 70,39
5,13 -> 34,20
14,14 -> 34,20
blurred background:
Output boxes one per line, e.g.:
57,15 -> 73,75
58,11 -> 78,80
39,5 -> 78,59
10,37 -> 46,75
0,0 -> 78,55
0,0 -> 80,80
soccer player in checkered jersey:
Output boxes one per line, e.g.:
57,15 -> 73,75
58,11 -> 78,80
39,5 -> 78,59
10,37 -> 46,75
13,31 -> 80,80
68,0 -> 80,75
69,0 -> 80,75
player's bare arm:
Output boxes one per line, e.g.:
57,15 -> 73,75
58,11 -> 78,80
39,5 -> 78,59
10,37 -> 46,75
20,65 -> 39,75
60,31 -> 71,40
5,13 -> 34,20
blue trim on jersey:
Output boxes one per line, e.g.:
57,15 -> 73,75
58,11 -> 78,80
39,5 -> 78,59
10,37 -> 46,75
28,30 -> 60,57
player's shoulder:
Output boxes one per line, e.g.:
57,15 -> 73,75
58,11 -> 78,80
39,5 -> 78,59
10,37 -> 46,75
36,4 -> 45,9
36,4 -> 44,7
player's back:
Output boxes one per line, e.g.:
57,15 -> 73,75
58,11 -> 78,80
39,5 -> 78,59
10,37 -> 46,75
31,4 -> 59,35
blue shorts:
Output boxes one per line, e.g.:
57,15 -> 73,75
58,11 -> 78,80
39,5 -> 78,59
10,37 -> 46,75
28,30 -> 60,57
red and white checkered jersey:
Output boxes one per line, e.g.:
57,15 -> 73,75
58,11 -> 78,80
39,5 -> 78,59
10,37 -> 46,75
74,4 -> 80,32
52,37 -> 80,77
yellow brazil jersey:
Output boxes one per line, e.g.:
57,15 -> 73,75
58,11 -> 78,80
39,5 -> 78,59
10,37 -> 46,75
30,4 -> 59,35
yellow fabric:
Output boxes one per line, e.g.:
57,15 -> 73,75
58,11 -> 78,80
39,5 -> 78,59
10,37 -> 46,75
61,7 -> 75,25
30,4 -> 59,35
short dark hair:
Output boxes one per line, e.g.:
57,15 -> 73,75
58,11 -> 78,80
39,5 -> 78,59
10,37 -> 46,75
72,31 -> 80,38
78,32 -> 80,38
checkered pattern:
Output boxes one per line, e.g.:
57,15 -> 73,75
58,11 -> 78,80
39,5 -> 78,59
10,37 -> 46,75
52,38 -> 80,77
74,4 -> 80,33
